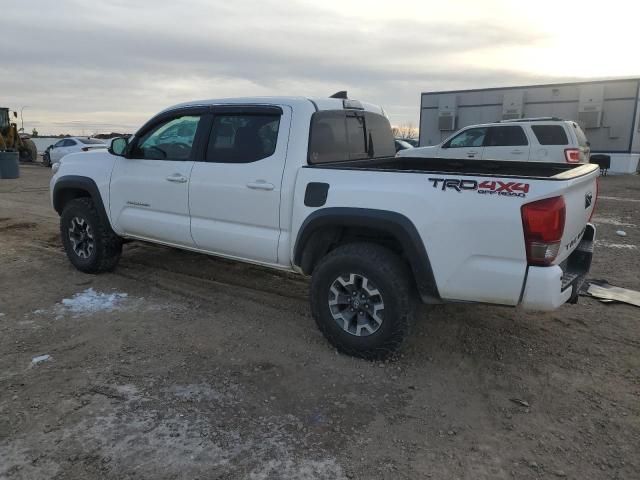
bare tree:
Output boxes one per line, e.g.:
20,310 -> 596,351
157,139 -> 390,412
397,122 -> 418,140
390,126 -> 401,138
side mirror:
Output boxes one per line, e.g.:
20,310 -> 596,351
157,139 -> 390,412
13,111 -> 17,118
441,143 -> 449,149
109,137 -> 128,157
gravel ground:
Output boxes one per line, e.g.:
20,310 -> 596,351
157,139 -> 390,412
1,165 -> 639,480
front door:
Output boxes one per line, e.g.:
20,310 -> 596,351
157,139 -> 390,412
189,105 -> 291,264
109,110 -> 205,247
439,126 -> 487,160
50,138 -> 76,163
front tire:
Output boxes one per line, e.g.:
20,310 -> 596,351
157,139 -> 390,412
310,243 -> 416,359
20,139 -> 38,162
60,198 -> 122,273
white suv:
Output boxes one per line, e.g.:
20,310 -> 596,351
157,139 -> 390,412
401,118 -> 590,163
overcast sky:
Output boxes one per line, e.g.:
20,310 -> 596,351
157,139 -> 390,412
3,0 -> 639,135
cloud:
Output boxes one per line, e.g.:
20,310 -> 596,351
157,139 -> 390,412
2,0 -> 559,134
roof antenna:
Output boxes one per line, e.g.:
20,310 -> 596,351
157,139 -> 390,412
330,91 -> 348,99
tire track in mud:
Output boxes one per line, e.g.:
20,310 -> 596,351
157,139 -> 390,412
114,261 -> 309,315
119,243 -> 310,302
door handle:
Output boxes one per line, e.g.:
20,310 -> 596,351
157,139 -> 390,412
166,174 -> 188,183
247,180 -> 274,191
510,150 -> 524,154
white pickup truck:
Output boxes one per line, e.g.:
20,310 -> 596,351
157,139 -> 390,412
50,96 -> 599,359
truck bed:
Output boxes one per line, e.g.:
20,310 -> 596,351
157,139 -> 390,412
306,156 -> 598,180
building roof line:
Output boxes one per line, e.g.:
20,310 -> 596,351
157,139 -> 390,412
421,77 -> 640,96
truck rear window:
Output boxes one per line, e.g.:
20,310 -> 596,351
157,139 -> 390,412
531,125 -> 569,145
308,110 -> 395,164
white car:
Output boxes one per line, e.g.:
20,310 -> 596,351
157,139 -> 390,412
47,137 -> 108,166
50,97 -> 598,358
400,118 -> 590,163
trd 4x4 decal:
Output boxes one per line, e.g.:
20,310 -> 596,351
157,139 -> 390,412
428,178 -> 530,198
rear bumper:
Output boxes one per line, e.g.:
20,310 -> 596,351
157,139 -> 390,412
520,223 -> 596,311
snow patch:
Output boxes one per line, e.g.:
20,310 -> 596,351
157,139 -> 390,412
31,354 -> 51,364
169,383 -> 237,403
593,216 -> 636,228
249,458 -> 346,480
59,288 -> 128,315
595,240 -> 637,250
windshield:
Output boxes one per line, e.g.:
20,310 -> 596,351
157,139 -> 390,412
0,109 -> 9,130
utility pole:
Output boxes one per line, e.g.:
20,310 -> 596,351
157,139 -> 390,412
19,105 -> 29,132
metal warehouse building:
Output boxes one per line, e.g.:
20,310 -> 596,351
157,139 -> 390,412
419,78 -> 640,173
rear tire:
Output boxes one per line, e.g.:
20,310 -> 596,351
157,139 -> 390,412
310,243 -> 416,359
60,198 -> 122,273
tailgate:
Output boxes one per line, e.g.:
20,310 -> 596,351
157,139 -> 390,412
554,167 -> 598,263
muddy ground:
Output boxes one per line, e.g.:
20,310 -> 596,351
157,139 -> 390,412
1,165 -> 639,479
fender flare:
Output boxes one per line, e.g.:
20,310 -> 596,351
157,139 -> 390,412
52,175 -> 110,227
294,207 -> 440,302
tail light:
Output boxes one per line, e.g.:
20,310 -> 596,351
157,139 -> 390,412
521,196 -> 566,266
564,148 -> 580,163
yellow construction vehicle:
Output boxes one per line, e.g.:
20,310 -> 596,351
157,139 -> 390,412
0,107 -> 38,161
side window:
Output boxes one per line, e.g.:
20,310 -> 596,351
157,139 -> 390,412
54,140 -> 66,147
486,126 -> 528,146
206,114 -> 280,163
308,111 -> 349,164
132,115 -> 201,160
62,139 -> 76,147
531,125 -> 569,145
446,128 -> 487,148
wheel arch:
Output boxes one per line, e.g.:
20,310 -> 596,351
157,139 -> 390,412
53,175 -> 111,227
294,207 -> 440,303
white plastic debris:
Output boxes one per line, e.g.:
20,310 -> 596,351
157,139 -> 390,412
31,354 -> 51,364
616,230 -> 627,237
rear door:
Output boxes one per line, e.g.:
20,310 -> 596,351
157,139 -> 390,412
439,126 -> 486,159
188,105 -> 291,264
481,125 -> 530,161
529,124 -> 571,162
